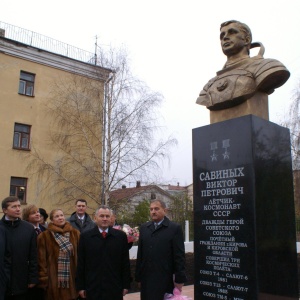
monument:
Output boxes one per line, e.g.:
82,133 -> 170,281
196,20 -> 290,124
193,20 -> 298,299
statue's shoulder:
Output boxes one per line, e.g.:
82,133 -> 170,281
251,57 -> 290,94
233,56 -> 290,94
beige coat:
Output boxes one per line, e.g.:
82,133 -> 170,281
37,222 -> 80,300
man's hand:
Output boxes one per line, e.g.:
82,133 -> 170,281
79,290 -> 86,298
123,289 -> 129,296
28,283 -> 36,288
174,282 -> 184,291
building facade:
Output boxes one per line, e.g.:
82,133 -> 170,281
0,22 -> 110,216
109,181 -> 175,211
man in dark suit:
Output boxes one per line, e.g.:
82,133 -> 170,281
0,196 -> 38,300
67,199 -> 96,233
135,199 -> 187,300
76,205 -> 131,300
0,224 -> 10,300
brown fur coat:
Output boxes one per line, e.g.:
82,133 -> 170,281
37,221 -> 80,300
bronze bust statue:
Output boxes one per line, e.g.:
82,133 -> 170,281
196,20 -> 290,111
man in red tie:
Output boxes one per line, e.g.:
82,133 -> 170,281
76,205 -> 131,300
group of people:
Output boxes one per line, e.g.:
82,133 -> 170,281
0,196 -> 187,300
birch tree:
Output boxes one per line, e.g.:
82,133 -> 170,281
98,47 -> 177,203
281,80 -> 300,170
27,46 -> 177,206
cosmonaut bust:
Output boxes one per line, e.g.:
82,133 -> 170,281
196,20 -> 290,111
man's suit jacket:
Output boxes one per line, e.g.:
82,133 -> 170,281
0,225 -> 10,300
76,226 -> 131,300
135,217 -> 187,300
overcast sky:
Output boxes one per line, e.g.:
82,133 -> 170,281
1,1 -> 300,186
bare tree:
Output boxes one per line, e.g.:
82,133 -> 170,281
97,46 -> 177,203
281,80 -> 300,170
27,46 -> 177,207
27,74 -> 104,206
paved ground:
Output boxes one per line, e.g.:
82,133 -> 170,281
125,284 -> 194,299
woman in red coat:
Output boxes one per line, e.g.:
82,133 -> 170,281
37,209 -> 80,300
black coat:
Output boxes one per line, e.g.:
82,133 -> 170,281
0,216 -> 38,296
0,225 -> 10,300
38,224 -> 47,232
76,226 -> 131,300
135,217 -> 187,300
67,212 -> 96,233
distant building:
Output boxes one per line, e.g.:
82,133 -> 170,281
159,182 -> 187,196
109,180 -> 194,224
109,181 -> 175,211
159,182 -> 193,203
0,21 -> 110,215
186,183 -> 193,203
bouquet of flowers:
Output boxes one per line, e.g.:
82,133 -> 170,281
113,224 -> 139,243
164,287 -> 192,300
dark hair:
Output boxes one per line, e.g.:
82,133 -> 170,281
39,208 -> 48,221
95,205 -> 111,215
22,204 -> 39,221
2,196 -> 19,209
75,199 -> 87,205
150,199 -> 167,209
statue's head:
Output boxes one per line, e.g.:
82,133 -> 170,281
220,20 -> 252,56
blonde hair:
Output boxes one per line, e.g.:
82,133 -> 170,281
22,204 -> 39,221
49,209 -> 64,221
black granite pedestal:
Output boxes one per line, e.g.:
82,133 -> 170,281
192,115 -> 298,300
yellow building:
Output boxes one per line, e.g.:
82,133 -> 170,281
0,22 -> 110,216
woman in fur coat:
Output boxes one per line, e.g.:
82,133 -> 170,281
37,209 -> 80,300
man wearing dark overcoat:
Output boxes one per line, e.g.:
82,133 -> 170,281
135,199 -> 187,300
0,224 -> 10,300
76,205 -> 131,300
0,196 -> 38,300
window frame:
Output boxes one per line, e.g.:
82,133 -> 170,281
13,123 -> 31,150
151,192 -> 156,199
18,71 -> 35,97
10,177 -> 28,204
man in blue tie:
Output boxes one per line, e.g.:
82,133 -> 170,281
135,199 -> 187,300
67,199 -> 95,233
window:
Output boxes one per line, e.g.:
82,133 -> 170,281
18,71 -> 35,96
10,177 -> 27,204
13,123 -> 31,150
151,192 -> 156,199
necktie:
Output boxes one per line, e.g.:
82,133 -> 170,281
35,227 -> 42,235
102,231 -> 107,238
154,223 -> 158,230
